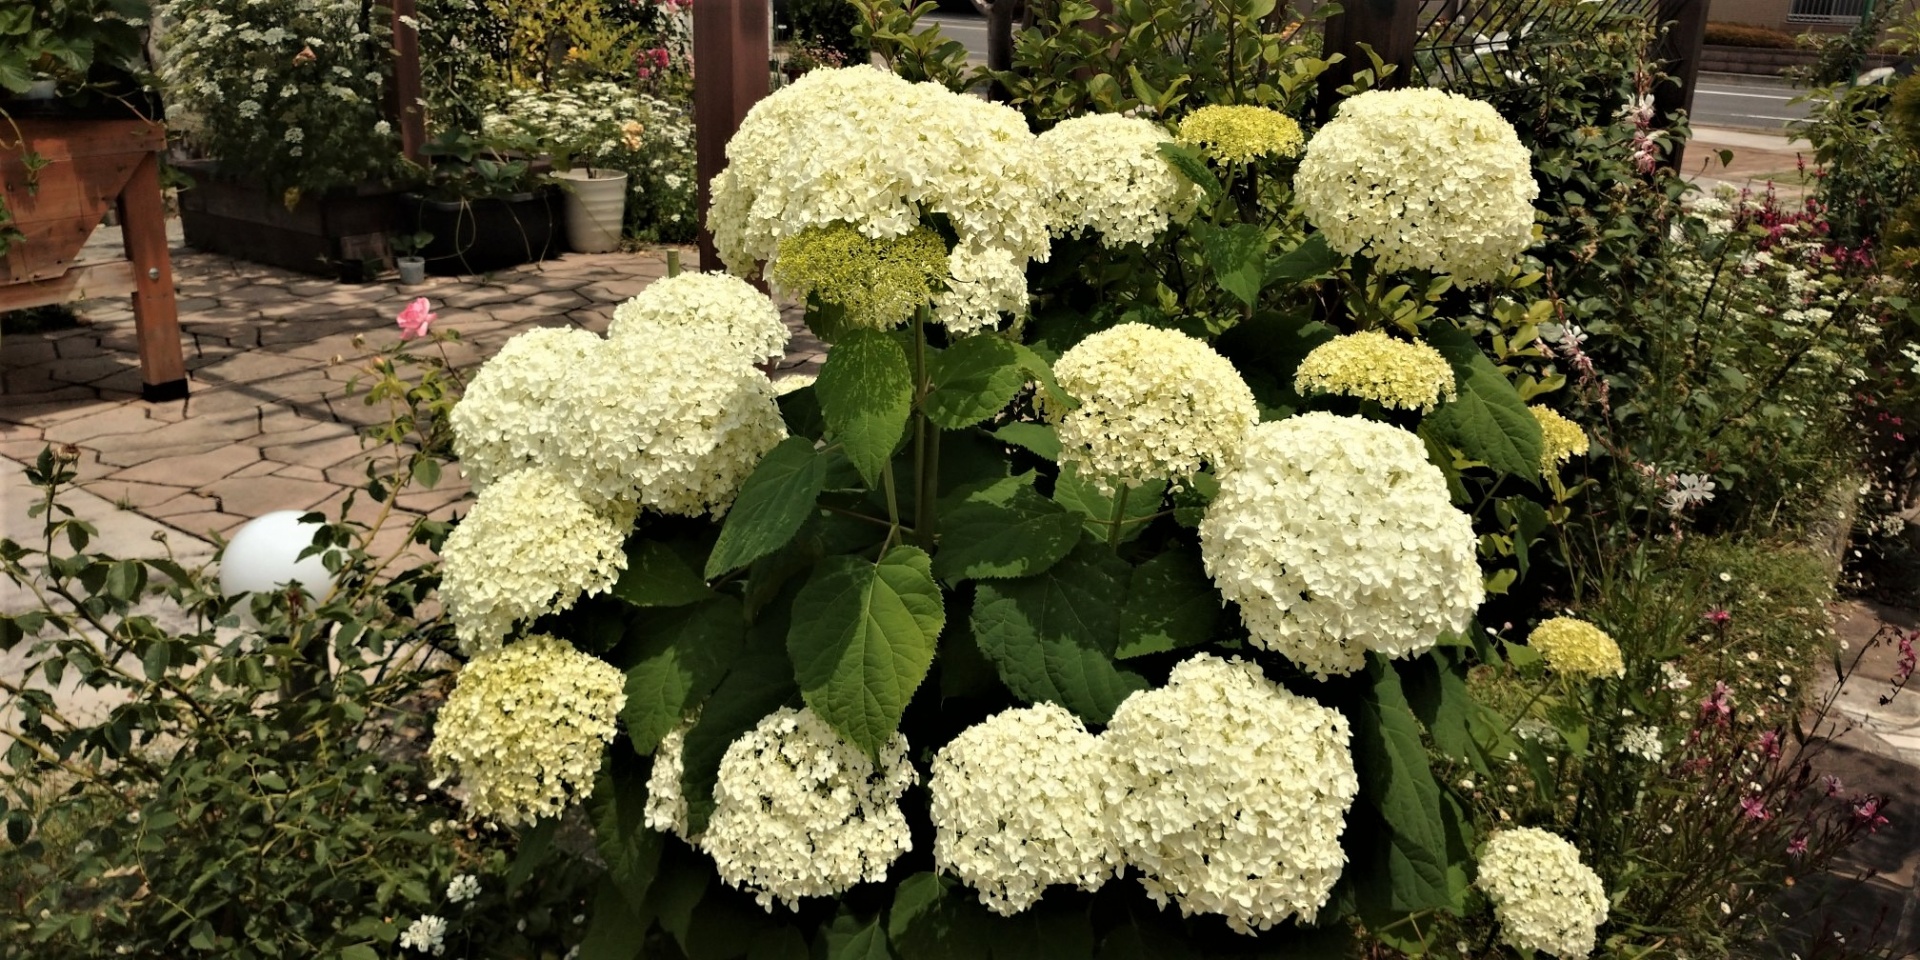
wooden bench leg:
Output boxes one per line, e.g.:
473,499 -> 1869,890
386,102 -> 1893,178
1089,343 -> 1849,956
117,151 -> 187,401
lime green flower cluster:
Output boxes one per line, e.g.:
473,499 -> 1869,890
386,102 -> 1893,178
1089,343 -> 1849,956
1292,330 -> 1457,412
1527,617 -> 1626,679
772,223 -> 950,330
1531,405 -> 1589,471
1178,105 -> 1306,164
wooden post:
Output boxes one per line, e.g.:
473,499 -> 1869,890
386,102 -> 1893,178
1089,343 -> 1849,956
694,0 -> 771,272
1315,0 -> 1419,122
1652,0 -> 1709,168
388,0 -> 427,166
116,151 -> 188,401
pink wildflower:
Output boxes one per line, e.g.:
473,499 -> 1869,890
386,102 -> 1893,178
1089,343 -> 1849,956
397,297 -> 436,340
1757,729 -> 1782,760
1787,835 -> 1808,857
1823,774 -> 1844,797
1700,681 -> 1734,724
1854,797 -> 1890,832
1704,607 -> 1732,627
1740,795 -> 1772,821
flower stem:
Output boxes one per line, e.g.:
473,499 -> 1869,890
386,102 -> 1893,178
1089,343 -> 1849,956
1108,485 -> 1130,549
911,305 -> 937,547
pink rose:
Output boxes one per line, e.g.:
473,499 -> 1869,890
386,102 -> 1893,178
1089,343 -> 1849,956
397,297 -> 436,340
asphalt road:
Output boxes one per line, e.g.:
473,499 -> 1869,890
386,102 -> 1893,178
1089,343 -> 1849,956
923,12 -> 1807,133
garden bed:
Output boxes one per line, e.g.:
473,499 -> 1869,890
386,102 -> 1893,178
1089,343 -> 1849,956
174,161 -> 398,279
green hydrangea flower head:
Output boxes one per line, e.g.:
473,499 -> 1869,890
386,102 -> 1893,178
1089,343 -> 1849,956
1531,405 -> 1589,471
1178,105 -> 1306,164
772,222 -> 949,330
1527,616 -> 1625,679
1293,330 -> 1457,412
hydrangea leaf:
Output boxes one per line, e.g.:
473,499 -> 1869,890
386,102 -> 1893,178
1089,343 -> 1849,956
1052,464 -> 1166,544
576,880 -> 648,960
1197,221 -> 1270,308
992,422 -> 1060,461
970,541 -> 1149,724
747,927 -> 811,960
925,334 -> 1025,428
824,912 -> 895,960
933,476 -> 1083,582
1156,141 -> 1223,201
1400,647 -> 1483,776
588,748 -> 664,914
611,539 -> 711,608
787,546 -> 945,759
620,596 -> 746,755
1115,546 -> 1218,659
816,328 -> 913,487
1421,322 -> 1543,483
1265,232 -> 1343,288
681,640 -> 801,836
888,873 -> 994,960
705,437 -> 831,579
1352,655 -> 1458,913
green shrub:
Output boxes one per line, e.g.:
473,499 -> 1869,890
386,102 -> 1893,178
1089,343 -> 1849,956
784,0 -> 872,63
1705,22 -> 1801,48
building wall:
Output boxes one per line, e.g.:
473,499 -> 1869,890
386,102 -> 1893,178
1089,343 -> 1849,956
1707,0 -> 1862,32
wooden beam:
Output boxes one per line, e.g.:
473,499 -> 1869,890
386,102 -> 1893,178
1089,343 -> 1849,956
694,0 -> 771,272
1653,0 -> 1709,168
117,152 -> 188,401
0,260 -> 136,312
388,0 -> 427,166
1316,0 -> 1419,122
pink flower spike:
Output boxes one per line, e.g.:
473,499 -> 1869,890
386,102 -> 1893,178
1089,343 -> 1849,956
1704,607 -> 1732,627
1739,795 -> 1772,821
397,297 -> 436,340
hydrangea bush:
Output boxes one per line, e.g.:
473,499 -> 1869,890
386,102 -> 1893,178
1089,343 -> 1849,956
419,62 -> 1645,957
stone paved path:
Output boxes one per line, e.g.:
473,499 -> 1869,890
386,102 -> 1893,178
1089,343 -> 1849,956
1,227 -> 825,567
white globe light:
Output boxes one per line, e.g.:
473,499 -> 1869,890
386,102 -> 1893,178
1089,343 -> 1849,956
218,510 -> 339,597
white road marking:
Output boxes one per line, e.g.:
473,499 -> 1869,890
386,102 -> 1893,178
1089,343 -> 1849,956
1696,88 -> 1799,101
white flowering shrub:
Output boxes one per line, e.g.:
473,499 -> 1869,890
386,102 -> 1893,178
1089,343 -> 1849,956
610,271 -> 791,366
1037,114 -> 1200,248
159,0 -> 400,193
1475,828 -> 1610,958
1199,413 -> 1484,678
1103,655 -> 1359,934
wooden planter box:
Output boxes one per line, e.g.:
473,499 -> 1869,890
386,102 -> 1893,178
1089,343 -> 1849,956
174,160 -> 399,277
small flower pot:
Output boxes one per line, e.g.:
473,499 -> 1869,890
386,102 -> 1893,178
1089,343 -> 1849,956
555,168 -> 629,254
396,256 -> 427,285
24,79 -> 58,101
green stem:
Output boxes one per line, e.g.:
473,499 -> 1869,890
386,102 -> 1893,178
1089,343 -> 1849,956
881,461 -> 903,553
911,305 -> 937,547
1107,485 -> 1130,549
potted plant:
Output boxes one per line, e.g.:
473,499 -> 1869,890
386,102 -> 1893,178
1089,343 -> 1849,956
482,82 -> 648,255
158,0 -> 404,275
401,128 -> 560,276
0,0 -> 153,110
392,230 -> 432,285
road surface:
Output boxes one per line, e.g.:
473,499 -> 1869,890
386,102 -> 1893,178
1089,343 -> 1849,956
922,13 -> 1808,133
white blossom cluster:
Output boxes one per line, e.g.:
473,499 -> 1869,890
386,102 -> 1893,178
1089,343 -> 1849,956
644,717 -> 695,840
1294,88 -> 1538,283
428,635 -> 626,826
451,323 -> 786,516
398,915 -> 447,955
928,704 -> 1123,916
706,66 -> 1054,334
1052,323 -> 1258,494
1199,413 -> 1484,677
1037,114 -> 1198,248
1618,724 -> 1664,763
1476,827 -> 1610,959
482,81 -> 649,163
437,467 -> 633,651
1102,654 -> 1359,934
610,271 -> 790,366
700,707 -> 917,912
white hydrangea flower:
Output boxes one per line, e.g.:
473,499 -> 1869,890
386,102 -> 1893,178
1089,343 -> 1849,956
437,467 -> 632,652
1476,827 -> 1610,959
701,707 -> 916,912
1052,323 -> 1258,494
707,66 -> 1053,333
1198,413 -> 1483,678
928,704 -> 1122,916
1294,88 -> 1538,283
608,272 -> 790,366
1102,654 -> 1359,935
428,635 -> 626,827
1037,113 -> 1198,248
451,325 -> 786,516
644,717 -> 695,840
398,915 -> 447,954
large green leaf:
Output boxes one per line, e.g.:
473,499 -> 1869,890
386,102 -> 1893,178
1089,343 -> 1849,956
816,329 -> 913,486
970,542 -> 1148,724
681,640 -> 801,835
926,334 -> 1025,428
1199,222 -> 1270,309
1422,323 -> 1543,482
577,880 -> 648,960
1497,495 -> 1551,580
1352,656 -> 1457,913
588,748 -> 664,912
1052,464 -> 1165,545
620,597 -> 746,755
1400,648 -> 1481,775
787,546 -> 945,758
1265,233 -> 1344,287
993,422 -> 1060,461
705,437 -> 830,579
824,912 -> 895,960
933,476 -> 1083,582
611,538 -> 711,608
888,873 -> 994,960
1115,546 -> 1219,659
1155,141 -> 1223,202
